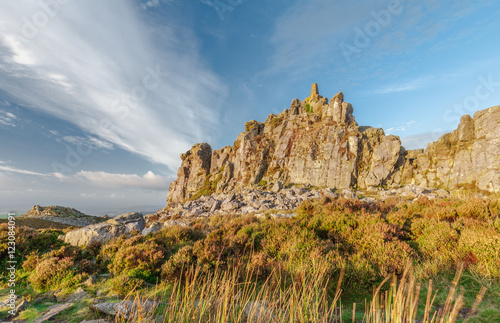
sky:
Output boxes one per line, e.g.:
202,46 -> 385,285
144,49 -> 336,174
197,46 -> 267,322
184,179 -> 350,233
0,0 -> 499,215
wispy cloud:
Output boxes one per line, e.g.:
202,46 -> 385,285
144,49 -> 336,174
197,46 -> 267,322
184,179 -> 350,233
0,111 -> 17,127
0,161 -> 47,176
60,135 -> 114,150
385,120 -> 417,135
401,130 -> 447,150
0,1 -> 226,172
0,160 -> 171,192
54,170 -> 173,191
265,0 -> 494,81
141,0 -> 160,10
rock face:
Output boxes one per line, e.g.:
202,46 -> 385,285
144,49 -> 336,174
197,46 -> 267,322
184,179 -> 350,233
167,84 -> 500,203
64,212 -> 145,247
23,205 -> 104,227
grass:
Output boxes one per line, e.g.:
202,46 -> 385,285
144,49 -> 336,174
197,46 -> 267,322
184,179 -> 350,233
111,262 -> 491,322
1,195 -> 499,322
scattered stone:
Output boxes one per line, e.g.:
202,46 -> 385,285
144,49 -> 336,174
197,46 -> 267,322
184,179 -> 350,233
90,300 -> 158,320
84,275 -> 97,287
244,301 -> 275,322
164,220 -> 191,227
142,222 -> 163,236
341,189 -> 357,200
12,299 -> 30,316
67,287 -> 88,303
34,303 -> 72,323
210,200 -> 221,212
272,180 -> 283,192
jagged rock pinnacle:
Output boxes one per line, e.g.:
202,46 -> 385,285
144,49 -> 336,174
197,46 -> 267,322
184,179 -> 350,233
166,86 -> 500,203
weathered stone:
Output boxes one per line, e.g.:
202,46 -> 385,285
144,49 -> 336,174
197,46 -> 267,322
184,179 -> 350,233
142,222 -> 163,236
167,143 -> 212,203
272,180 -> 283,192
164,220 -> 191,227
244,300 -> 275,322
34,303 -> 72,323
107,212 -> 145,232
341,189 -> 357,200
67,287 -> 88,303
165,85 -> 500,206
90,300 -> 158,320
22,205 -> 104,227
12,299 -> 30,316
64,213 -> 145,247
83,275 -> 97,287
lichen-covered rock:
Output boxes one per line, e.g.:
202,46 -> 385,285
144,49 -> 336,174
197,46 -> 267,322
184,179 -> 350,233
64,212 -> 145,247
167,143 -> 212,202
23,205 -> 104,227
166,85 -> 500,204
403,106 -> 500,192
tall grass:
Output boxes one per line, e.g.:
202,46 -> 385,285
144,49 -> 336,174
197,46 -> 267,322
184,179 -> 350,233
116,262 -> 485,322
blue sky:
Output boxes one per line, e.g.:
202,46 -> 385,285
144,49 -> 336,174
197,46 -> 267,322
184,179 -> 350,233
1,0 -> 499,214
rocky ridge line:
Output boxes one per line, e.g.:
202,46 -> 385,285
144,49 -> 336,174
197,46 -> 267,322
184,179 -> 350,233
167,84 -> 500,204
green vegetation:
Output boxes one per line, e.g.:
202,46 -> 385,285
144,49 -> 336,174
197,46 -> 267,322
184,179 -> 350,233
305,103 -> 313,113
190,173 -> 223,200
1,196 -> 499,321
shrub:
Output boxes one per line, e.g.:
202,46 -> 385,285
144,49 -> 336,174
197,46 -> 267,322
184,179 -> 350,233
108,238 -> 165,283
458,225 -> 500,278
161,245 -> 195,281
29,256 -> 75,291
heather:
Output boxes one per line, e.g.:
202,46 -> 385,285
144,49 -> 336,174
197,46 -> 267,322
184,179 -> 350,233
1,195 -> 499,322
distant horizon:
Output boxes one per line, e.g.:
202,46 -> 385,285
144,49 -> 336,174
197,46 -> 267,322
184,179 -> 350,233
0,204 -> 164,217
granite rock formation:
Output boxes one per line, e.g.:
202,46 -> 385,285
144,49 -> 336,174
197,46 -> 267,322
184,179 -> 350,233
63,212 -> 145,247
23,205 -> 104,227
167,84 -> 500,203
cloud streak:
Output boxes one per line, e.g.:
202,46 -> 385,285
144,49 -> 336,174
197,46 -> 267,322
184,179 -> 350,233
0,161 -> 48,176
54,170 -> 173,191
0,1 -> 226,172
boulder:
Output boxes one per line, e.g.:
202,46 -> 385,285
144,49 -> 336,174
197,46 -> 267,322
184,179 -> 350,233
141,222 -> 163,236
67,287 -> 88,303
34,303 -> 72,323
90,300 -> 158,320
64,213 -> 145,247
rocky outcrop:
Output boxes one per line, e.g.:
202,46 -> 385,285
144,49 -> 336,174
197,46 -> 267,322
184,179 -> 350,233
23,205 -> 104,227
408,107 -> 500,192
155,185 -> 451,224
166,84 -> 500,203
64,212 -> 145,247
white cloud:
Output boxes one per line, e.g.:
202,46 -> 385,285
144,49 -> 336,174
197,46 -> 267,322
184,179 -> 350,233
0,160 -> 171,192
0,1 -> 226,172
54,170 -> 173,191
401,130 -> 447,150
385,120 -> 417,135
141,0 -> 160,10
60,135 -> 114,150
0,111 -> 17,127
0,161 -> 47,176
